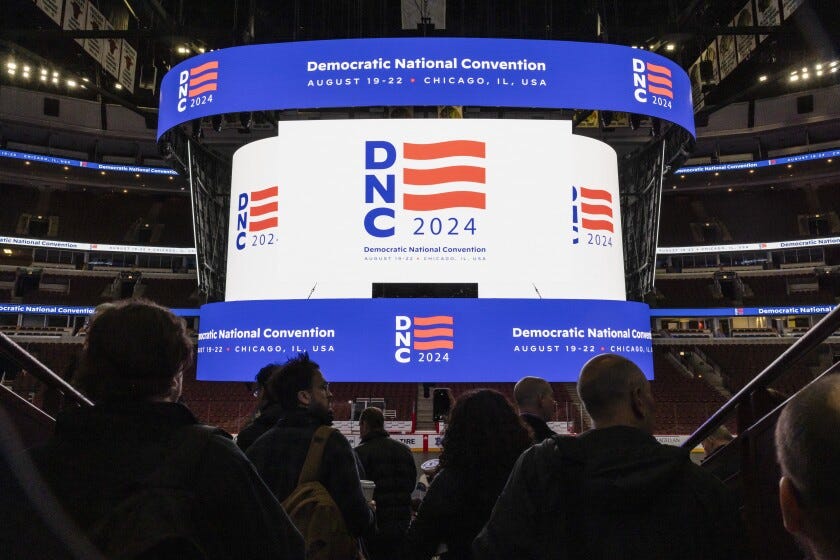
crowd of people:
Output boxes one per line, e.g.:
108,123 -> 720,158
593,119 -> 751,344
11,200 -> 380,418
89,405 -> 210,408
2,298 -> 839,559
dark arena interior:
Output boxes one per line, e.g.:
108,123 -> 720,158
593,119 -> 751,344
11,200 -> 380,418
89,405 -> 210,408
1,1 -> 839,559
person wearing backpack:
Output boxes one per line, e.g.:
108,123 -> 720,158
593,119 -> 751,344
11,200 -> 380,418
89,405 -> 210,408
25,299 -> 305,560
246,352 -> 375,559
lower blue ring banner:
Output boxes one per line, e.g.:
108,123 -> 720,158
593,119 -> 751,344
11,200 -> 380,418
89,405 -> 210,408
196,298 -> 653,382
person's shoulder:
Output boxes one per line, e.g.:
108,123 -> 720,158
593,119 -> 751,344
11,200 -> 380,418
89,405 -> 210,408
323,426 -> 356,456
244,424 -> 284,459
191,425 -> 248,462
382,433 -> 412,451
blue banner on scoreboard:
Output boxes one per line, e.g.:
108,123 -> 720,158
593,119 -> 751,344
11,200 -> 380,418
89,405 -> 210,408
196,298 -> 653,382
650,304 -> 836,317
158,38 -> 694,140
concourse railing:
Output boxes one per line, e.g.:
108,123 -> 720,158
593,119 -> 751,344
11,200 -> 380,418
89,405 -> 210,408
682,302 -> 840,450
0,331 -> 92,408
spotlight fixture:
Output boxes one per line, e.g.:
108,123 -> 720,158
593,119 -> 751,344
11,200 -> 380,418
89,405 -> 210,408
665,43 -> 675,51
758,75 -> 767,82
238,111 -> 252,131
115,83 -> 123,89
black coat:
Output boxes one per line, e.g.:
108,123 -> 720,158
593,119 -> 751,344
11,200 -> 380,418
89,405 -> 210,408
473,426 -> 740,560
246,408 -> 375,538
406,465 -> 507,560
520,413 -> 555,442
236,402 -> 284,452
26,401 -> 304,560
355,429 -> 417,540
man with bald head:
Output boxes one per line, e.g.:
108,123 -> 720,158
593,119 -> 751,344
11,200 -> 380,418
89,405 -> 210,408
776,375 -> 840,560
514,376 -> 556,441
474,354 -> 738,560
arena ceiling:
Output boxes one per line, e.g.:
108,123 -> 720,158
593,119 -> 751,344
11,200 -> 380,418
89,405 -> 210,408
0,0 -> 837,163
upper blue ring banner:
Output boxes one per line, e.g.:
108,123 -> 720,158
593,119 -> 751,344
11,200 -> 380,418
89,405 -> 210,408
158,38 -> 694,140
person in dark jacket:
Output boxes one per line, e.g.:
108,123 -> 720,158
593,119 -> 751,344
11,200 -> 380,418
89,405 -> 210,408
776,374 -> 840,560
355,407 -> 417,560
406,389 -> 532,560
473,354 -> 740,560
25,299 -> 304,560
246,352 -> 375,540
236,363 -> 285,452
514,376 -> 556,442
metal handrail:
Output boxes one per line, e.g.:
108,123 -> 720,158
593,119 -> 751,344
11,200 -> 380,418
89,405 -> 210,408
682,303 -> 840,450
0,331 -> 93,407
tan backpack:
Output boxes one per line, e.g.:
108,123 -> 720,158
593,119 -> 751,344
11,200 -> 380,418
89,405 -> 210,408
282,426 -> 359,560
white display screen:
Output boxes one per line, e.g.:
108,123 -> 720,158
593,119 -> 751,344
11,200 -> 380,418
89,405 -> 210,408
225,120 -> 625,301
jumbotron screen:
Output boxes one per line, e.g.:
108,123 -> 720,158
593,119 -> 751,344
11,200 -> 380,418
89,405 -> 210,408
196,119 -> 654,381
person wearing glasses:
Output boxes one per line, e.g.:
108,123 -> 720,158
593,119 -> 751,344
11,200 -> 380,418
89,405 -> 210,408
246,353 -> 375,551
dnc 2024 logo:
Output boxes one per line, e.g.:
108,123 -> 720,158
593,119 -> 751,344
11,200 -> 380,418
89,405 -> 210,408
234,186 -> 279,251
632,58 -> 673,110
364,140 -> 486,238
394,315 -> 454,364
571,186 -> 615,248
177,60 -> 218,113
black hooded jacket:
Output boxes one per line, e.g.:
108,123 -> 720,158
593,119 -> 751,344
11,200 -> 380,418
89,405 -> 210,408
26,401 -> 304,560
473,425 -> 739,560
246,408 -> 375,538
355,429 -> 417,540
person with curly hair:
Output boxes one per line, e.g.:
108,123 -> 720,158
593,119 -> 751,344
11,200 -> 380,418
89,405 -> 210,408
406,389 -> 533,559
